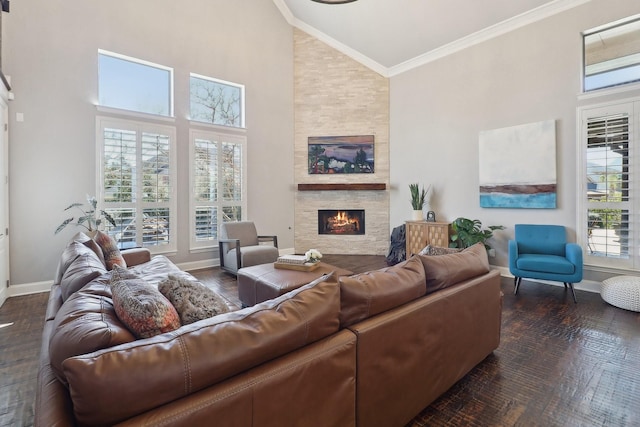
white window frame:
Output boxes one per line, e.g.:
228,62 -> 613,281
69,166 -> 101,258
189,73 -> 245,128
189,128 -> 247,251
98,49 -> 175,118
582,14 -> 640,94
96,116 -> 177,254
577,97 -> 640,271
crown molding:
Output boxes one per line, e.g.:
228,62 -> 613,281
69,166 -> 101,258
273,0 -> 388,76
388,0 -> 592,76
274,0 -> 592,78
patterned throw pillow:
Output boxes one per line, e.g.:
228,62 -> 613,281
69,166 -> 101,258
159,274 -> 230,325
418,245 -> 463,256
94,230 -> 127,270
110,266 -> 181,339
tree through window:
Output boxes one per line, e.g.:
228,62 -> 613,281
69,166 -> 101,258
190,74 -> 244,127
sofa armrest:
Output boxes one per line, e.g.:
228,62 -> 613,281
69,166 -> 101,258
508,239 -> 519,270
565,242 -> 583,270
218,238 -> 240,251
122,248 -> 151,267
218,239 -> 241,271
258,235 -> 278,248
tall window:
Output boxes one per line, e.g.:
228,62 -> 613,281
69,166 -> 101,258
98,50 -> 174,117
97,117 -> 176,252
189,73 -> 244,128
579,100 -> 639,270
190,130 -> 246,250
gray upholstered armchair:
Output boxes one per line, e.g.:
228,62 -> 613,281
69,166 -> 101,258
218,221 -> 279,275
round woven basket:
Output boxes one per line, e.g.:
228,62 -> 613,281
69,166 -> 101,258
601,276 -> 640,312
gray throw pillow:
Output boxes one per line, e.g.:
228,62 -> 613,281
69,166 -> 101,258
418,245 -> 463,256
158,274 -> 230,324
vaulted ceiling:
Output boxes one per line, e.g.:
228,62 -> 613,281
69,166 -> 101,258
274,0 -> 590,76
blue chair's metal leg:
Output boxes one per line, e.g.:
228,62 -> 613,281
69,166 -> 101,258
514,277 -> 521,295
566,282 -> 578,303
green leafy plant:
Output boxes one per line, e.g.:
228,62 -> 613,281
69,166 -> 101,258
409,183 -> 430,210
449,217 -> 505,250
55,195 -> 116,234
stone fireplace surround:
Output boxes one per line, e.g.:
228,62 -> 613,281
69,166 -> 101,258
295,184 -> 389,256
293,29 -> 390,256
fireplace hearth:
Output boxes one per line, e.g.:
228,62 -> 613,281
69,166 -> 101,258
318,209 -> 365,235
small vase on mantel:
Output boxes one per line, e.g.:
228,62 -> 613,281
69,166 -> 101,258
411,210 -> 423,221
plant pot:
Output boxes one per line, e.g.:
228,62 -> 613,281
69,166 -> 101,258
411,210 -> 423,221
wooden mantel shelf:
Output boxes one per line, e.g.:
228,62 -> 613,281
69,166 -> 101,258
297,183 -> 386,191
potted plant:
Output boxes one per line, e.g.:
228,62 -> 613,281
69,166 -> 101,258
55,195 -> 116,236
409,183 -> 430,221
449,217 -> 505,256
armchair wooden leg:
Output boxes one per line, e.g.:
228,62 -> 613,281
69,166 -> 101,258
514,277 -> 521,295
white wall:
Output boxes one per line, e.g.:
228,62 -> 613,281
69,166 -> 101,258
2,0 -> 295,286
389,0 -> 640,273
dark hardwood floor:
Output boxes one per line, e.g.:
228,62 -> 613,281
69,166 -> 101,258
1,255 -> 639,426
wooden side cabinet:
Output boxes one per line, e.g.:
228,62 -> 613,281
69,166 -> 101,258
405,221 -> 450,256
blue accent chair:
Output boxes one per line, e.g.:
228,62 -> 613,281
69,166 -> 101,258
509,224 -> 583,303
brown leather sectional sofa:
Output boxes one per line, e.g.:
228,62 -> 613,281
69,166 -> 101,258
35,236 -> 502,427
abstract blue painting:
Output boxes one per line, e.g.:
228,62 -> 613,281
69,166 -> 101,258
479,120 -> 556,209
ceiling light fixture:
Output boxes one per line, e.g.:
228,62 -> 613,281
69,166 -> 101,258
311,0 -> 358,4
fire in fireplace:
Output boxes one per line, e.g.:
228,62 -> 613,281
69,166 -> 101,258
318,209 -> 365,235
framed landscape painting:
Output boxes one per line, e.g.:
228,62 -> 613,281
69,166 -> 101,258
479,120 -> 556,208
308,135 -> 374,174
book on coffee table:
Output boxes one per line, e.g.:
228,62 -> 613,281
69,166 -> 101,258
276,255 -> 308,265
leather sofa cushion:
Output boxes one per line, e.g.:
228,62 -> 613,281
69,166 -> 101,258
129,255 -> 196,287
59,249 -> 108,302
71,231 -> 105,265
54,239 -> 103,286
419,242 -> 490,294
49,277 -> 135,385
62,276 -> 340,426
339,255 -> 426,328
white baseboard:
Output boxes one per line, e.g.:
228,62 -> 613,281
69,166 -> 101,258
176,258 -> 219,272
491,266 -> 601,294
176,247 -> 295,272
6,280 -> 52,298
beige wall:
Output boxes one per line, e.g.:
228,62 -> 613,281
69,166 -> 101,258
3,0 -> 295,286
293,29 -> 390,255
389,0 -> 640,274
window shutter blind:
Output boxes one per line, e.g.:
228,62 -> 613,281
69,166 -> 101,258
585,113 -> 630,259
221,141 -> 242,202
100,120 -> 175,250
194,138 -> 218,241
189,131 -> 246,249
